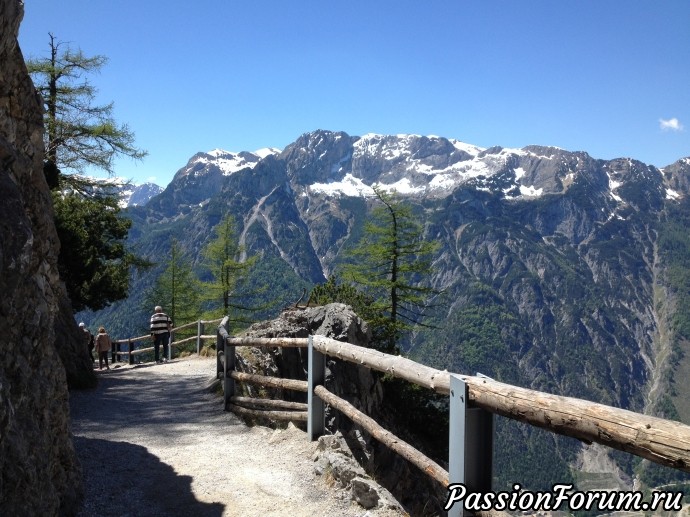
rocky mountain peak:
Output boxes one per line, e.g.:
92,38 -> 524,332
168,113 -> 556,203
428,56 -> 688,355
662,157 -> 690,199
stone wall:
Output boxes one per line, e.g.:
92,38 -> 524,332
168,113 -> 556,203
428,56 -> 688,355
0,1 -> 82,514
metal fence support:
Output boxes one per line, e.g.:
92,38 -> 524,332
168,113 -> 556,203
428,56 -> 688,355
307,335 -> 325,441
448,374 -> 494,517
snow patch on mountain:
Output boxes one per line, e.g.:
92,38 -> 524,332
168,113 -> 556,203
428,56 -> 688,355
310,173 -> 370,197
334,134 -> 560,198
190,148 -> 281,176
607,172 -> 624,203
666,188 -> 681,200
519,185 -> 544,197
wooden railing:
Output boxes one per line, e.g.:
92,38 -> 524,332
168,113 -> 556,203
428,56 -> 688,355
214,318 -> 690,517
111,316 -> 690,516
111,318 -> 223,364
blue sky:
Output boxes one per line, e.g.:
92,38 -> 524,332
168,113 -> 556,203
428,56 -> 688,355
18,1 -> 690,188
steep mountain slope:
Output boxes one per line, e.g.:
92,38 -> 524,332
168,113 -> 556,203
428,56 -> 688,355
121,182 -> 163,207
92,130 -> 690,491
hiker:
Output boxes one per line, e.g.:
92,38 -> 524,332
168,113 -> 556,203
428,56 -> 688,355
150,305 -> 173,363
79,322 -> 95,365
94,326 -> 112,370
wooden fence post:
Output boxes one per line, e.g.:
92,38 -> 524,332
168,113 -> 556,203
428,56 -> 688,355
308,335 -> 326,441
216,326 -> 223,379
197,320 -> 204,354
448,373 -> 493,517
128,339 -> 134,365
224,334 -> 235,410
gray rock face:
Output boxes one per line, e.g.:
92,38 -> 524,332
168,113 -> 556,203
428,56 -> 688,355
236,304 -> 446,514
238,304 -> 379,417
313,432 -> 404,512
239,305 -> 410,512
0,2 -> 82,514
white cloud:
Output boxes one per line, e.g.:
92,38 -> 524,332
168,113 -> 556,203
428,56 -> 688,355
659,118 -> 684,132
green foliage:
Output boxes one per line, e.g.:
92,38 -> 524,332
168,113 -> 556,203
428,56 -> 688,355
27,34 -> 150,315
341,185 -> 440,352
310,275 -> 374,312
379,376 -> 450,461
658,198 -> 690,341
200,214 -> 262,321
309,275 -> 398,345
146,238 -> 201,329
53,192 -> 148,311
416,282 -> 525,383
493,419 -> 576,492
638,460 -> 690,489
26,33 -> 146,176
233,254 -> 313,330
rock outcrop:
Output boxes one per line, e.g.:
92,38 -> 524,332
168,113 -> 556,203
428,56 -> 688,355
235,303 -> 446,515
0,1 -> 82,514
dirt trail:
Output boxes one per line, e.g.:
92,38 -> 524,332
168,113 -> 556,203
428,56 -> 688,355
70,356 -> 403,517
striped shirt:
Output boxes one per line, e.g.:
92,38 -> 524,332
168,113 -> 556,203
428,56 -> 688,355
150,312 -> 172,334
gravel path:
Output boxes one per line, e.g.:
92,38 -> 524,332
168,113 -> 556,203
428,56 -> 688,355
69,356 -> 404,517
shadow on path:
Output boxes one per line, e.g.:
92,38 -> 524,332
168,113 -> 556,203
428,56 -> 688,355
70,360 -> 232,516
74,436 -> 224,517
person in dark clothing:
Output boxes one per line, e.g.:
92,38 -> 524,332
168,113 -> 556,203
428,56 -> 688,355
150,305 -> 173,363
79,322 -> 95,365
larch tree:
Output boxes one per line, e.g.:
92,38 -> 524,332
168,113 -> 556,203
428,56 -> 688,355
26,34 -> 149,313
201,214 -> 261,327
148,238 -> 201,330
342,185 -> 440,353
27,33 -> 146,185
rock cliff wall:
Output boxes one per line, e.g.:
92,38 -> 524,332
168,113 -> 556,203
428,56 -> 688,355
0,1 -> 82,514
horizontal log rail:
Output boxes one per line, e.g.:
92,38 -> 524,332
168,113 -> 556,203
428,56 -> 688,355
113,335 -> 217,357
230,396 -> 308,411
227,403 -> 308,422
226,337 -> 308,348
312,335 -> 450,394
465,375 -> 690,471
229,370 -> 308,393
311,335 -> 690,473
111,318 -> 224,364
314,385 -> 448,485
112,318 -> 223,344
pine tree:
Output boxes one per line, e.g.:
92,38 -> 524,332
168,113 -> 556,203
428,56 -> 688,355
53,192 -> 148,311
342,185 -> 439,353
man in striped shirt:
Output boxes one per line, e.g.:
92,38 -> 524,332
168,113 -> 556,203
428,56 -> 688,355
150,305 -> 173,363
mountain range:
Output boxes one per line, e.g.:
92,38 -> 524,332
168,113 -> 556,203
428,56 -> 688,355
90,129 -> 690,493
119,181 -> 163,207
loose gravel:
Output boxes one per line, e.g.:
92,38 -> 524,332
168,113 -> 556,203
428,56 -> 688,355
69,356 -> 405,517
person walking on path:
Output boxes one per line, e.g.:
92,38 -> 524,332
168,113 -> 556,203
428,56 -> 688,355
94,326 -> 112,370
150,305 -> 173,363
79,322 -> 95,365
